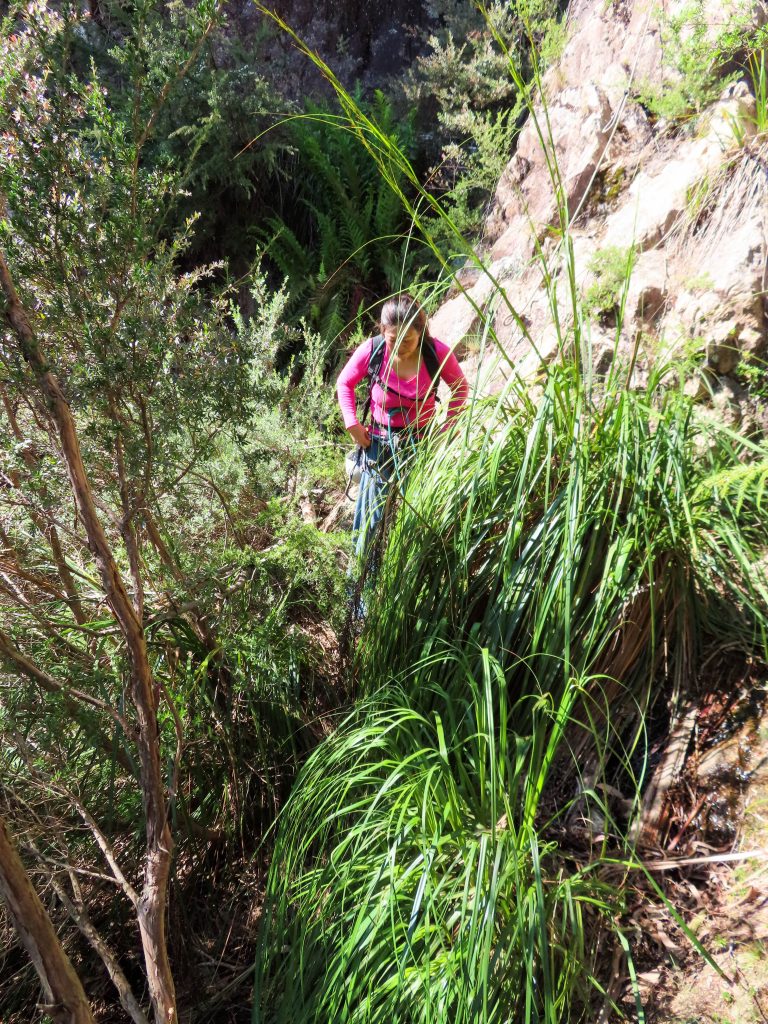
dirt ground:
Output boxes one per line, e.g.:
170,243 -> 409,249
627,705 -> 768,1024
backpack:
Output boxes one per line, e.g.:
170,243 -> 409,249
359,334 -> 442,426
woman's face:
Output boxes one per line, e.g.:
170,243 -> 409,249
384,326 -> 421,358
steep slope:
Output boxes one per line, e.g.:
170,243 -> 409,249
433,0 -> 767,436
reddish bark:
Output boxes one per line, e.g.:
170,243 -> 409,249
0,815 -> 96,1024
1,386 -> 88,625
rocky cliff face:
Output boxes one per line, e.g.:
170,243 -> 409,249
433,0 -> 768,432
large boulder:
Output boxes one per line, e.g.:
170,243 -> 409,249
489,83 -> 614,260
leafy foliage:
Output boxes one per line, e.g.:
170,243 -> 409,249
0,7 -> 347,1019
4,1 -> 768,1021
146,35 -> 295,271
251,15 -> 768,1023
406,0 -> 561,135
747,48 -> 768,134
404,0 -> 565,241
261,92 -> 423,347
635,0 -> 766,122
255,355 -> 768,1023
256,652 -> 618,1024
582,245 -> 635,323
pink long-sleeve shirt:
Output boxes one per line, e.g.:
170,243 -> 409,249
337,336 -> 468,432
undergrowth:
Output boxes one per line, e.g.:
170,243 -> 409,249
252,5 -> 768,1022
255,355 -> 768,1022
634,0 -> 767,123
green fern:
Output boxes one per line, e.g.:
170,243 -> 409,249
697,453 -> 768,516
262,92 -> 420,348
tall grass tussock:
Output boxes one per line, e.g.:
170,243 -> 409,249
255,358 -> 768,1022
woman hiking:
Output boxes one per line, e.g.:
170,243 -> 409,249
337,292 -> 468,591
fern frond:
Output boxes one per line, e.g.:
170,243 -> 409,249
697,457 -> 768,516
262,219 -> 312,282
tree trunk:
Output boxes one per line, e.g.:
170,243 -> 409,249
0,247 -> 177,1022
0,815 -> 96,1024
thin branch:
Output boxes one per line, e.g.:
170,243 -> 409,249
135,15 -> 220,154
28,845 -> 150,1024
0,628 -> 132,734
10,735 -> 140,908
0,574 -> 94,665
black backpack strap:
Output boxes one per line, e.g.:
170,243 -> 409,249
421,337 -> 442,401
359,334 -> 386,425
369,334 -> 386,381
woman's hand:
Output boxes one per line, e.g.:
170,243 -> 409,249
348,423 -> 371,449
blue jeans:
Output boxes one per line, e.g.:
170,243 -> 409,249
349,434 -> 418,619
352,436 -> 396,564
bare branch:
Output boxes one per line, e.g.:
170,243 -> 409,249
9,733 -> 140,908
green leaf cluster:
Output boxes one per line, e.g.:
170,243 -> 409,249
582,245 -> 635,323
261,91 -> 423,347
404,0 -> 564,241
635,0 -> 767,123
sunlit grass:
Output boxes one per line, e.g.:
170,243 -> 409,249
255,354 -> 768,1021
254,652 -> 626,1024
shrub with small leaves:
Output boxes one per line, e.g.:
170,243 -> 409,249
634,0 -> 765,122
404,0 -> 564,243
582,245 -> 635,323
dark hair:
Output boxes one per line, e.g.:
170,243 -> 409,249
379,292 -> 430,342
